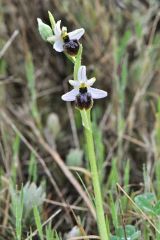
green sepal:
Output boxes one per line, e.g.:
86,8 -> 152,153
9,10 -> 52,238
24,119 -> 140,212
48,11 -> 56,31
37,18 -> 53,41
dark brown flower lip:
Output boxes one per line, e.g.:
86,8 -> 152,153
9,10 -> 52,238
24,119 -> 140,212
63,39 -> 80,56
75,92 -> 93,110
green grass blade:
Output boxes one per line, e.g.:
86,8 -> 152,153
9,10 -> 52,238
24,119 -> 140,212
33,206 -> 44,240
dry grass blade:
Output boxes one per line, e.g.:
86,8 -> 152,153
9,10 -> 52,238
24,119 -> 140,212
0,30 -> 19,59
44,199 -> 87,211
148,11 -> 160,46
68,166 -> 91,177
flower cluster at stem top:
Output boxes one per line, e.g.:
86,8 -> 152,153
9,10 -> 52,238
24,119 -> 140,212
37,14 -> 108,110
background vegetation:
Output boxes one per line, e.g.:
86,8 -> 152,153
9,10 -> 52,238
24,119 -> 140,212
0,0 -> 160,239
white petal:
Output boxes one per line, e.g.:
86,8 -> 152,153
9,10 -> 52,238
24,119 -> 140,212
78,66 -> 87,82
86,77 -> 96,87
88,87 -> 107,99
68,28 -> 85,40
61,89 -> 79,101
54,20 -> 62,36
69,80 -> 81,88
53,39 -> 64,52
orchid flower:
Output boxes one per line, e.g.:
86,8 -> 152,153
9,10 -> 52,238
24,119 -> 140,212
62,66 -> 107,102
49,20 -> 85,53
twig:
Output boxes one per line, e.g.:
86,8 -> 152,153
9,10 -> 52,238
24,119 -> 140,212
148,11 -> 160,46
36,86 -> 63,98
44,199 -> 87,211
0,30 -> 19,59
122,134 -> 148,149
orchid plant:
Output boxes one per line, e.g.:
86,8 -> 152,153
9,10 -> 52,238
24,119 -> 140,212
38,11 -> 109,240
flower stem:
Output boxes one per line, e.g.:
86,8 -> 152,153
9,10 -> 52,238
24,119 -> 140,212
82,110 -> 109,240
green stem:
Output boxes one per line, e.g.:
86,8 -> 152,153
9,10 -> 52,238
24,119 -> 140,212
60,37 -> 109,238
83,110 -> 109,240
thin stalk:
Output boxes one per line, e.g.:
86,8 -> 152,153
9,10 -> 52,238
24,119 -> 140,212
83,110 -> 109,240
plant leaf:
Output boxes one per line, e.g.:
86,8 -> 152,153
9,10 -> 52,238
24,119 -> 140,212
37,18 -> 53,41
154,200 -> 160,215
111,225 -> 141,240
134,193 -> 156,216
